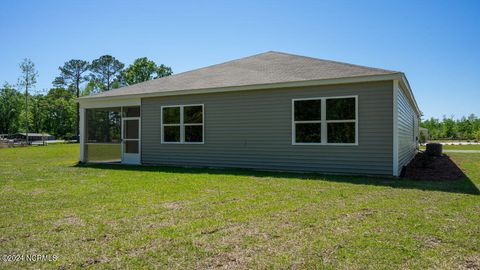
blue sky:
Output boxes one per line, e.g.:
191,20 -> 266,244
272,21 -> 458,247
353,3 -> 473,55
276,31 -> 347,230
1,0 -> 479,119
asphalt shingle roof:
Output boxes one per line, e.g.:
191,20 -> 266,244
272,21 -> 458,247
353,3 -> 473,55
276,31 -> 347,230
81,51 -> 399,99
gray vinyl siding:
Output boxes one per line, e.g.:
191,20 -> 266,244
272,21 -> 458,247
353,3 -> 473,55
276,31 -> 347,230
396,84 -> 418,174
141,81 -> 393,175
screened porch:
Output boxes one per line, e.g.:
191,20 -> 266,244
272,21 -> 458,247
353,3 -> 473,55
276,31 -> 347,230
80,105 -> 141,164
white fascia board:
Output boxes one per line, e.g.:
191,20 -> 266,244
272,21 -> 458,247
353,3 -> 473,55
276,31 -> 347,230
77,73 -> 404,103
398,74 -> 422,117
79,97 -> 141,109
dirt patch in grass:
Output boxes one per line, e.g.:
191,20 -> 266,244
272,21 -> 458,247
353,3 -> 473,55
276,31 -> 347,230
0,236 -> 13,243
162,201 -> 185,210
54,216 -> 85,227
80,256 -> 110,267
464,254 -> 480,270
195,223 -> 260,269
339,208 -> 376,220
403,153 -> 465,180
413,234 -> 443,248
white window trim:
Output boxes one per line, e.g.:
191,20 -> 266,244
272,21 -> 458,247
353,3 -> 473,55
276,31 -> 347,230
161,104 -> 204,144
292,95 -> 358,146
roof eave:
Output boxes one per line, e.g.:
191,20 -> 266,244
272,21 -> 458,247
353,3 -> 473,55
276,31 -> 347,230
397,73 -> 422,117
78,73 -> 403,102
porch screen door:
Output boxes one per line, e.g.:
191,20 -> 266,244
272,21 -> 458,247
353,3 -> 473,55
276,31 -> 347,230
122,117 -> 140,164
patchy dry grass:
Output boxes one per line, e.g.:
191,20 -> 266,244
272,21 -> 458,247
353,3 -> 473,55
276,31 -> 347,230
0,144 -> 479,269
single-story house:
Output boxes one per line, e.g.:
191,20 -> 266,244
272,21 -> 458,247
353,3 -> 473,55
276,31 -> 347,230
78,51 -> 421,176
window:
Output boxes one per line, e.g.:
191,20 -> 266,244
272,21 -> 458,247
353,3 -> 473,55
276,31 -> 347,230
326,98 -> 356,144
162,107 -> 180,143
161,104 -> 204,144
293,99 -> 322,143
123,106 -> 140,117
292,96 -> 357,145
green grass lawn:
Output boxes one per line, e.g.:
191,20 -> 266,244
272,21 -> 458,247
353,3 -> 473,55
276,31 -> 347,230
1,145 -> 479,269
421,144 -> 480,150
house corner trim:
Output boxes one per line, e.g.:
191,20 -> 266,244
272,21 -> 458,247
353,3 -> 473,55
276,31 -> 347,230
393,80 -> 399,176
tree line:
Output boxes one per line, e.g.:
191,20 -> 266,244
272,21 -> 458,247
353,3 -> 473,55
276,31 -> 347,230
1,56 -> 479,142
0,56 -> 172,140
421,115 -> 480,141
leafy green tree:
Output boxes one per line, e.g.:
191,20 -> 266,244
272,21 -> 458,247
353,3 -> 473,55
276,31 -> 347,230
53,60 -> 90,93
111,81 -> 122,89
421,118 -> 442,140
156,64 -> 173,78
421,114 -> 480,140
29,94 -> 48,134
474,129 -> 480,142
419,130 -> 427,144
0,83 -> 23,134
442,116 -> 457,139
53,59 -> 89,141
89,55 -> 124,92
42,88 -> 76,138
17,58 -> 38,143
121,57 -> 173,85
457,116 -> 473,139
81,80 -> 99,96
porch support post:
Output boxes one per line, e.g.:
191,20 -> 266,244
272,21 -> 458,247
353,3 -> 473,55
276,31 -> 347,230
79,107 -> 86,163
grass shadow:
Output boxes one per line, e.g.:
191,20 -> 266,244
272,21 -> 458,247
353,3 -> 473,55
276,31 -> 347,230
73,161 -> 480,196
